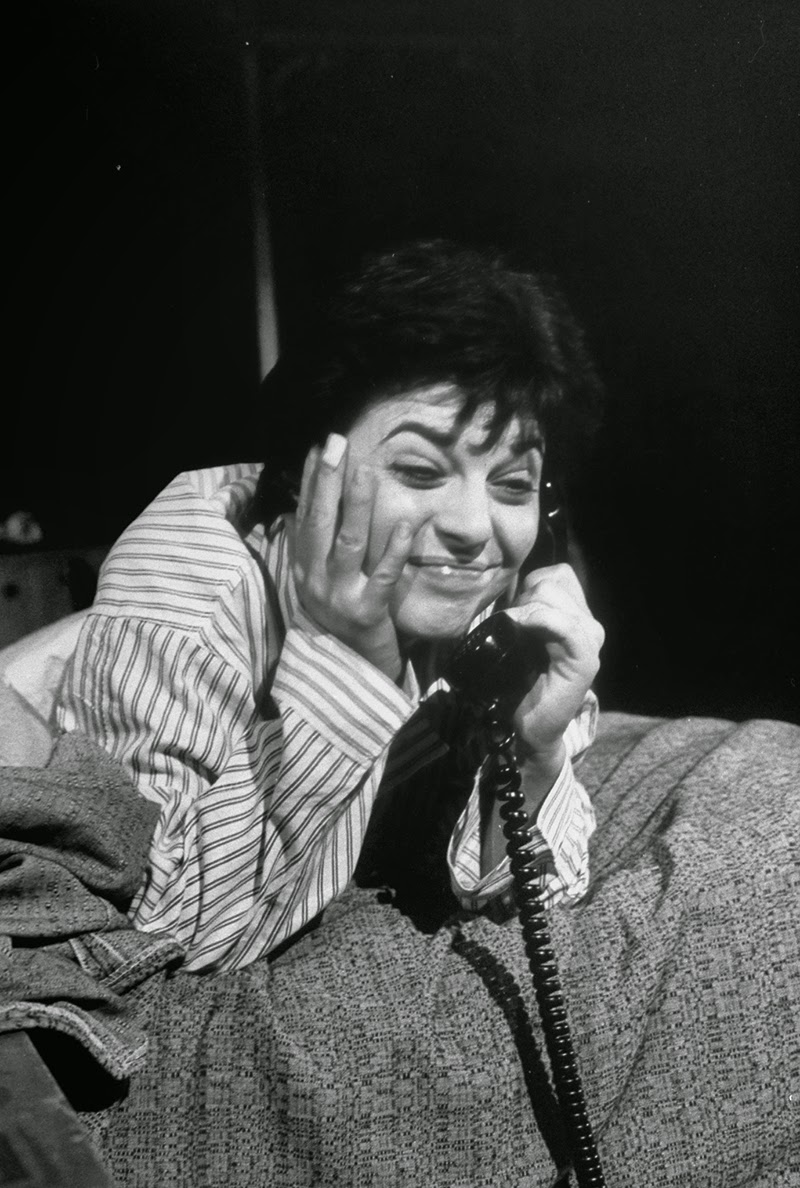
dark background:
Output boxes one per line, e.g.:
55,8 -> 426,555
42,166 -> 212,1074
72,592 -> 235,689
6,0 -> 799,724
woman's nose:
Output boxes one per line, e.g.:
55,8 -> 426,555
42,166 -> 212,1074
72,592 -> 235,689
433,480 -> 492,552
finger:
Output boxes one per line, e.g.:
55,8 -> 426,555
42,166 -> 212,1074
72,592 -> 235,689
328,464 -> 374,577
515,562 -> 590,612
508,588 -> 604,639
296,446 -> 320,522
302,434 -> 348,562
507,578 -> 604,643
518,561 -> 585,597
506,599 -> 605,662
364,520 -> 414,602
512,581 -> 588,627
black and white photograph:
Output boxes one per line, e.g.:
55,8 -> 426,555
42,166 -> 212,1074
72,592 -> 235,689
2,3 -> 798,1186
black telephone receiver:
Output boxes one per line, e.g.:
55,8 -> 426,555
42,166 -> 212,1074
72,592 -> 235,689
445,485 -> 605,1188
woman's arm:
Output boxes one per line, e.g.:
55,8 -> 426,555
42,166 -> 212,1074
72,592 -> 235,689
448,557 -> 603,909
61,608 -> 416,972
448,692 -> 598,909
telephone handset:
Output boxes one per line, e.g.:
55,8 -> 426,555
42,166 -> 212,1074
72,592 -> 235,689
445,488 -> 606,1188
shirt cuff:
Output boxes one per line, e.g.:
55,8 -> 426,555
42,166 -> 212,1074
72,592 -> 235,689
534,753 -> 593,872
448,752 -> 595,908
271,613 -> 417,767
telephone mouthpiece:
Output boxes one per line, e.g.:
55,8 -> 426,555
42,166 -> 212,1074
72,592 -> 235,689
445,612 -> 526,709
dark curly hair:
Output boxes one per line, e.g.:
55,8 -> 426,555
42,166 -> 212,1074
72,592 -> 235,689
256,239 -> 604,523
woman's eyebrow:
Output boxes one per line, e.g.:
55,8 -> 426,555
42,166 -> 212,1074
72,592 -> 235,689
380,422 -> 457,448
511,429 -> 544,455
482,432 -> 544,460
380,420 -> 544,456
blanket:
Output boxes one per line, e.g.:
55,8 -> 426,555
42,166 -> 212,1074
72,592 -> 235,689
0,732 -> 183,1078
65,712 -> 799,1188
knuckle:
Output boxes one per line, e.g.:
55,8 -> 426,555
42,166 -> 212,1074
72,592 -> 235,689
306,576 -> 328,605
550,562 -> 574,584
347,477 -> 372,504
348,605 -> 375,631
305,507 -> 330,528
369,568 -> 397,588
336,530 -> 364,552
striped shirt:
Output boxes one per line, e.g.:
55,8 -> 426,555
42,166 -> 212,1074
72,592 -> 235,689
58,462 -> 597,973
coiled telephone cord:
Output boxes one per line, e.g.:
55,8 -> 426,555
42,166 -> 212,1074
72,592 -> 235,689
485,700 -> 606,1188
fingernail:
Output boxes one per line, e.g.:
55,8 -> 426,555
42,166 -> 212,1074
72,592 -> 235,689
321,433 -> 347,468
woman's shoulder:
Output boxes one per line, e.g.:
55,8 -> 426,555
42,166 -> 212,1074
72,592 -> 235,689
150,461 -> 265,528
92,462 -> 287,649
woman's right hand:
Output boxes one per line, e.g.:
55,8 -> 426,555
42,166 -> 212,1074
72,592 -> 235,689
290,434 -> 416,681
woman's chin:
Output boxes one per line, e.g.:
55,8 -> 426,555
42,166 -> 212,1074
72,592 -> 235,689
392,587 -> 500,643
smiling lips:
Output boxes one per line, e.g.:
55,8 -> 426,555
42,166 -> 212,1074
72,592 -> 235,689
407,557 -> 498,580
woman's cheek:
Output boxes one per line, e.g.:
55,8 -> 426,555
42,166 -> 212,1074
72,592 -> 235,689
504,505 -> 540,569
365,481 -> 425,570
380,480 -> 429,532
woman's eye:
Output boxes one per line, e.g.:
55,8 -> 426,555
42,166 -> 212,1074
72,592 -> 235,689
494,475 -> 536,501
390,462 -> 444,488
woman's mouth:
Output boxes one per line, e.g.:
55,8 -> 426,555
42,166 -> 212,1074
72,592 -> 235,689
406,558 -> 499,585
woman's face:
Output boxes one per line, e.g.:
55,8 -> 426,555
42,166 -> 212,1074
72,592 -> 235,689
345,385 -> 543,641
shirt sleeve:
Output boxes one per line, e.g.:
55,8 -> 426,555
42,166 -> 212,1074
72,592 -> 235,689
447,690 -> 598,911
59,609 -> 416,972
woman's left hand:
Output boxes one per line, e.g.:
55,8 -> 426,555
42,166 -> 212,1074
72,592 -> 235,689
505,563 -> 604,767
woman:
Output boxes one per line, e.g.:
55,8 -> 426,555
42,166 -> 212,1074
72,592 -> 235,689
58,239 -> 605,971
51,241 -> 800,1188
